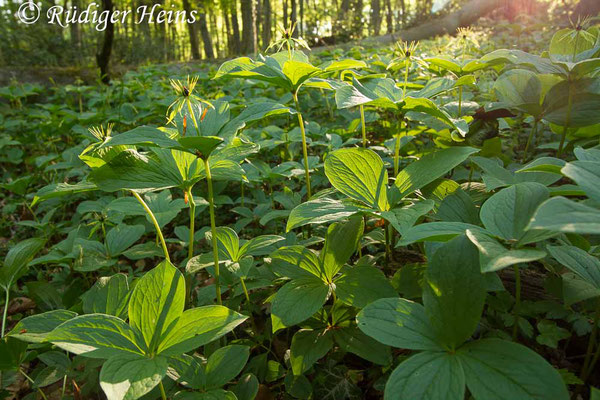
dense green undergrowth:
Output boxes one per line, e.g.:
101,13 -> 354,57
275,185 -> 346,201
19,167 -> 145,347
2,19 -> 600,400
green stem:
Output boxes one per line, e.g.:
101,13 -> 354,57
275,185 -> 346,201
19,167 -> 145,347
186,187 -> 196,261
360,105 -> 367,147
402,62 -> 409,100
581,299 -> 600,381
205,158 -> 222,305
522,119 -> 538,163
240,278 -> 250,303
584,340 -> 600,383
394,129 -> 402,177
187,98 -> 200,135
159,381 -> 167,400
557,83 -> 573,157
293,92 -> 312,200
1,289 -> 9,338
240,183 -> 245,207
458,86 -> 463,118
20,369 -> 48,400
61,374 -> 67,400
512,264 -> 522,341
384,221 -> 391,269
131,191 -> 170,262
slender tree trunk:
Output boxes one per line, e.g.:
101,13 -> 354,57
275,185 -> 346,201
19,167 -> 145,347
291,0 -> 298,36
262,0 -> 272,49
385,0 -> 392,33
299,0 -> 304,35
198,11 -> 215,58
370,0 -> 381,35
183,0 -> 201,59
210,11 -> 220,57
70,0 -> 82,63
230,1 -> 242,53
222,3 -> 233,55
241,0 -> 257,52
336,0 -> 349,31
283,0 -> 288,25
96,0 -> 114,84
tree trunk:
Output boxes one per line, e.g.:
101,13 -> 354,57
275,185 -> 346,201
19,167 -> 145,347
262,0 -> 272,50
291,0 -> 298,37
70,0 -> 82,62
231,3 -> 242,53
241,0 -> 257,53
299,0 -> 304,35
315,0 -> 504,50
198,12 -> 215,58
573,0 -> 600,18
283,0 -> 288,26
96,0 -> 114,84
385,0 -> 392,33
183,0 -> 201,59
256,0 -> 262,48
370,0 -> 381,36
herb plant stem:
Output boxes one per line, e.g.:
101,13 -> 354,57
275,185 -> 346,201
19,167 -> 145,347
360,105 -> 367,147
1,289 -> 8,338
186,186 -> 196,261
458,86 -> 463,117
205,158 -> 222,305
20,368 -> 48,400
131,191 -> 170,262
581,298 -> 600,381
512,264 -> 522,341
240,278 -> 250,303
159,381 -> 167,400
523,118 -> 538,163
557,82 -> 573,157
293,92 -> 312,200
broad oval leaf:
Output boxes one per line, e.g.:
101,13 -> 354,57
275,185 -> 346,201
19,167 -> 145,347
325,147 -> 388,211
100,354 -> 168,400
458,338 -> 569,400
129,260 -> 185,352
356,297 -> 442,351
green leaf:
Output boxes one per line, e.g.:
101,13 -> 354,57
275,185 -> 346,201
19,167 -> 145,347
286,197 -> 362,231
335,266 -> 397,308
290,329 -> 333,375
157,305 -> 247,356
321,216 -> 364,281
528,197 -> 600,234
356,298 -> 442,351
238,235 -> 284,257
177,136 -> 224,158
100,354 -> 168,400
106,224 -> 145,256
271,277 -> 330,329
466,229 -> 546,273
232,374 -> 259,400
398,222 -> 487,245
562,160 -> 600,203
562,273 -> 600,306
167,354 -> 206,389
479,182 -> 552,245
32,181 -> 97,206
536,320 -> 570,348
423,235 -> 486,350
493,69 -> 543,116
97,126 -> 180,150
206,345 -> 250,388
395,147 -> 479,198
174,390 -> 238,400
81,274 -> 130,319
8,309 -> 77,343
324,148 -> 388,211
333,327 -> 392,365
208,227 -> 240,261
547,245 -> 600,290
269,246 -> 324,280
384,351 -> 465,400
128,260 -> 185,351
0,238 -> 45,290
382,200 -> 435,236
47,314 -> 145,358
458,338 -> 569,400
0,337 -> 28,371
